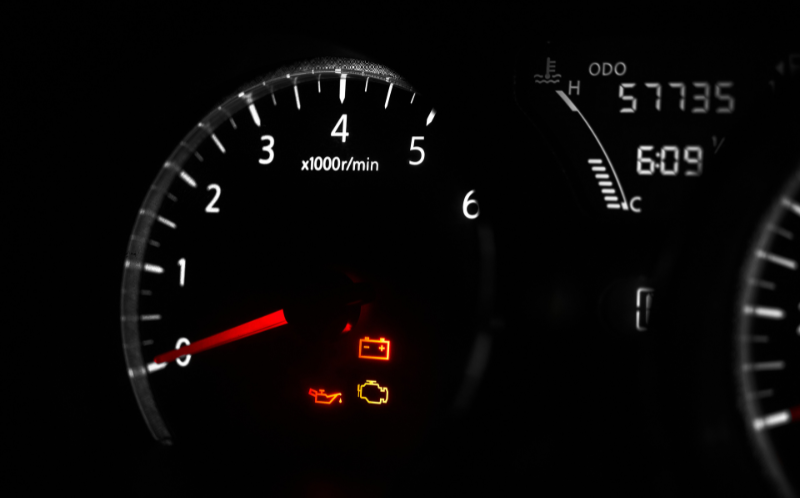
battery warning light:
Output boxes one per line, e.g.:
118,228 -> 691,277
359,337 -> 390,361
357,380 -> 388,405
308,388 -> 342,404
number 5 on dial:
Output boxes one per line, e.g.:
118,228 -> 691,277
409,136 -> 425,165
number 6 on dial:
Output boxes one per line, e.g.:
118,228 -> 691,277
462,190 -> 479,219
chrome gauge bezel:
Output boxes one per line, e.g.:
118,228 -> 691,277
736,163 -> 800,497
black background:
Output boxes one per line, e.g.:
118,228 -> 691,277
6,6 -> 799,496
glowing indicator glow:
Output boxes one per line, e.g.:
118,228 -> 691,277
309,388 -> 342,404
357,380 -> 388,405
358,337 -> 390,360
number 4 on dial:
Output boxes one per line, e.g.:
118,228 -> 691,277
331,114 -> 349,142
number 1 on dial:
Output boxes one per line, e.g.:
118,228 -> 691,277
178,258 -> 186,287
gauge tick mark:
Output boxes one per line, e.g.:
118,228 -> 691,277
179,171 -> 197,188
756,249 -> 797,270
143,263 -> 164,274
211,133 -> 225,154
248,104 -> 261,127
157,216 -> 176,229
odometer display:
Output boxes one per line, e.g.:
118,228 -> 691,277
515,39 -> 772,221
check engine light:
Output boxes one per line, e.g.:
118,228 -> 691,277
309,388 -> 342,404
357,380 -> 389,405
358,337 -> 390,361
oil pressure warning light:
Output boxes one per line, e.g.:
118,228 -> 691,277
309,388 -> 342,404
357,381 -> 389,405
358,337 -> 390,361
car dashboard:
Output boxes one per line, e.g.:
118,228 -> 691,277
8,9 -> 799,497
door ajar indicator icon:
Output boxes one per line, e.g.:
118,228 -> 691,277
308,388 -> 342,404
357,380 -> 389,405
358,337 -> 390,361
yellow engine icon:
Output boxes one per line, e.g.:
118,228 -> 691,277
357,380 -> 389,405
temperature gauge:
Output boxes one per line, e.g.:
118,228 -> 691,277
515,39 -> 773,220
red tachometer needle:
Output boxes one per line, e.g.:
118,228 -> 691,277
153,309 -> 287,364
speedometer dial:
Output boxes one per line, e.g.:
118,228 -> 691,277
738,164 -> 800,497
120,58 -> 492,470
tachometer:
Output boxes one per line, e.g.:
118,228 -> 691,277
119,58 -> 493,473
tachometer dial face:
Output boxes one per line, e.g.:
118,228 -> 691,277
738,165 -> 800,496
120,59 -> 489,462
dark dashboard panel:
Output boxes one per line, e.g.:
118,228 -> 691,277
8,8 -> 799,497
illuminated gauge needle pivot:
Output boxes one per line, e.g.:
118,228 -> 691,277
309,388 -> 342,404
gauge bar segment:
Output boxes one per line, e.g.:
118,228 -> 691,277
556,90 -> 629,211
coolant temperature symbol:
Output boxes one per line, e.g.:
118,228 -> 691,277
534,57 -> 561,84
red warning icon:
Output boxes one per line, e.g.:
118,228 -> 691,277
358,337 -> 390,361
308,388 -> 342,404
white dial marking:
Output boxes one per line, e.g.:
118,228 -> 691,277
753,410 -> 790,431
750,361 -> 786,371
294,85 -> 301,110
749,279 -> 776,290
180,171 -> 197,188
744,305 -> 785,319
144,263 -> 164,274
426,108 -> 436,126
248,104 -> 261,127
157,216 -> 176,229
384,83 -> 393,109
783,198 -> 800,217
211,133 -> 225,153
339,74 -> 347,104
147,361 -> 167,373
768,225 -> 793,239
756,249 -> 797,270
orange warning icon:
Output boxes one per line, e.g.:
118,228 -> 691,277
358,337 -> 390,361
308,388 -> 342,404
